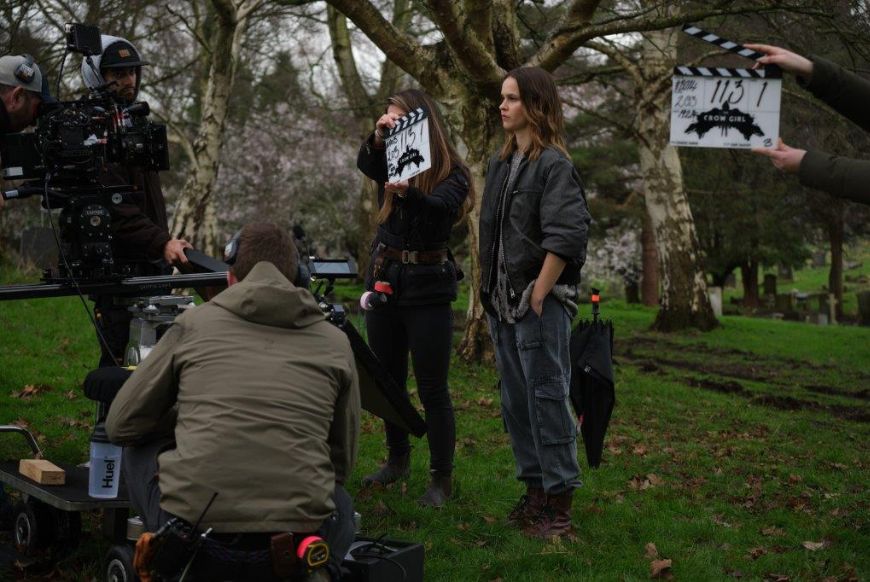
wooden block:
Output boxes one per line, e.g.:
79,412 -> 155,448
19,459 -> 65,485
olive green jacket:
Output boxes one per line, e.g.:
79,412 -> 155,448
106,261 -> 360,533
798,56 -> 870,205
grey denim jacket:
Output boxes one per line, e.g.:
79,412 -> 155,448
479,147 -> 591,315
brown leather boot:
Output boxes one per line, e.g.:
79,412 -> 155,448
506,486 -> 546,528
418,470 -> 452,508
361,451 -> 410,487
524,490 -> 575,539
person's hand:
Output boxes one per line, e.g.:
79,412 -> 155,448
744,44 -> 814,78
373,112 -> 400,146
530,292 -> 545,317
385,180 -> 409,198
752,138 -> 806,174
163,238 -> 193,265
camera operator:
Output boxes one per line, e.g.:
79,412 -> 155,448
80,35 -> 191,366
106,223 -> 360,581
0,54 -> 54,212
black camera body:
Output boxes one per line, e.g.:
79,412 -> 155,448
0,23 -> 170,282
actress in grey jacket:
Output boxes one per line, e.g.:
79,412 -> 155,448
480,66 -> 591,540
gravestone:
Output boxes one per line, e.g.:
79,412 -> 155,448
858,291 -> 870,326
763,274 -> 777,296
707,286 -> 723,318
811,250 -> 827,268
777,264 -> 793,282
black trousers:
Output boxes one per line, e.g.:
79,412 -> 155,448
365,302 -> 455,474
124,440 -> 355,581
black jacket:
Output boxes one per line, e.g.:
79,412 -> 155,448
479,147 -> 590,313
99,163 -> 171,266
357,133 -> 468,305
0,100 -> 11,134
797,56 -> 870,205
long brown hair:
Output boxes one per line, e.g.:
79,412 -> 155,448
377,89 -> 475,223
499,67 -> 568,161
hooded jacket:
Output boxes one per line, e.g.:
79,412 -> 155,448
106,261 -> 361,533
82,34 -> 171,263
797,56 -> 870,206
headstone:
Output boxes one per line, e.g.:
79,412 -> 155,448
707,286 -> 723,318
19,227 -> 57,267
777,264 -> 793,282
812,250 -> 826,268
858,291 -> 870,326
774,293 -> 794,313
763,274 -> 777,296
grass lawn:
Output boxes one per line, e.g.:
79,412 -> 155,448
0,266 -> 868,581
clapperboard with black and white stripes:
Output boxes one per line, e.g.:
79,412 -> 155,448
670,25 -> 782,149
385,107 -> 431,182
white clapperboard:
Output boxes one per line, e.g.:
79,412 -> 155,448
385,107 -> 432,182
670,25 -> 782,149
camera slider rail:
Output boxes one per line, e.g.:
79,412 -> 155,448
0,271 -> 229,301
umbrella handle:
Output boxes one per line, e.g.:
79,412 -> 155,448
591,288 -> 600,322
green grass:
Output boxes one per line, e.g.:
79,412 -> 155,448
1,266 -> 868,581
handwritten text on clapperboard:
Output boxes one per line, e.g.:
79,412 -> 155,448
386,108 -> 432,182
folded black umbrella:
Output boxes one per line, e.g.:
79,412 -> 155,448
569,289 -> 615,468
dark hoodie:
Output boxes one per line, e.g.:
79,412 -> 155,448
107,262 -> 360,533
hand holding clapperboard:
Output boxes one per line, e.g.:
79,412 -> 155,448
385,108 -> 432,181
670,25 -> 782,149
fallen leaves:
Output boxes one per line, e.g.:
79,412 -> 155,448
10,384 -> 52,399
645,543 -> 672,579
629,473 -> 664,491
650,559 -> 673,579
801,540 -> 830,551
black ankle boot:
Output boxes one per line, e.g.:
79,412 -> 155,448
361,451 -> 411,487
418,470 -> 452,508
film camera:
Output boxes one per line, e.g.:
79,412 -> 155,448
1,22 -> 169,282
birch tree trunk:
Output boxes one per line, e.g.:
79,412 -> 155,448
636,28 -> 717,331
172,0 -> 256,256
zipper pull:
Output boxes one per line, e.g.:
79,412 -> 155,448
509,287 -> 516,299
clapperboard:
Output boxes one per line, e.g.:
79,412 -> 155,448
670,24 -> 782,149
385,107 -> 431,182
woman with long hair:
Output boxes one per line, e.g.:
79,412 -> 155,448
357,89 -> 473,507
479,67 -> 591,538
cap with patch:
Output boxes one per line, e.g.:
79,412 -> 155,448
100,40 -> 149,69
0,54 -> 43,93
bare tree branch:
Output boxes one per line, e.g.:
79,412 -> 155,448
424,0 -> 502,85
324,0 -> 436,87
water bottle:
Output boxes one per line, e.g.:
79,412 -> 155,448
88,422 -> 122,499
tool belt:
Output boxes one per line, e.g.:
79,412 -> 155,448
136,519 -> 329,581
379,245 -> 449,265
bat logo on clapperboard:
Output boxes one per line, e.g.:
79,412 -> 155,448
395,148 -> 425,176
686,102 -> 764,140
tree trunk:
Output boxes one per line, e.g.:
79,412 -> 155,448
636,29 -> 717,332
455,93 -> 503,363
641,210 -> 659,306
828,201 -> 845,320
172,0 -> 250,256
740,260 -> 760,308
625,281 -> 641,304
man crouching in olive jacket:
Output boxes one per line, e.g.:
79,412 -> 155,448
107,223 -> 360,581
